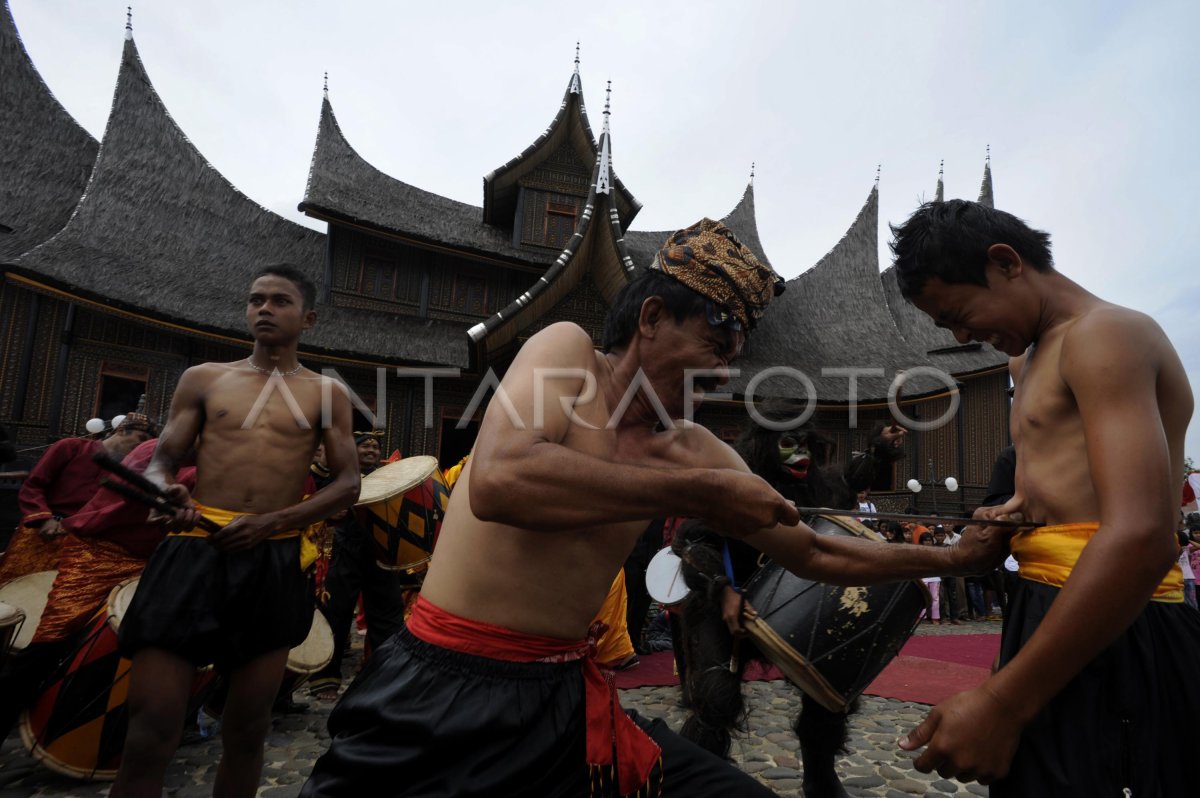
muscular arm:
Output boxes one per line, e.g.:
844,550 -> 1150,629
469,323 -> 797,534
144,366 -> 208,491
982,314 -> 1183,721
747,523 -> 967,585
704,437 -> 1002,585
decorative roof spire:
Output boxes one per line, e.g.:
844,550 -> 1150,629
875,164 -> 881,186
323,71 -> 329,100
596,80 -> 612,195
569,42 -> 581,95
750,162 -> 755,186
978,146 -> 994,208
125,6 -> 133,41
935,159 -> 944,202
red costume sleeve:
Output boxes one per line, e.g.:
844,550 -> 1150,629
63,439 -> 195,560
18,438 -> 87,527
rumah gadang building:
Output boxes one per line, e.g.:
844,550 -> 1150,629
0,4 -> 1009,528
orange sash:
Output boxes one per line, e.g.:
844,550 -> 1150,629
167,501 -> 318,570
406,595 -> 661,797
1011,522 -> 1183,602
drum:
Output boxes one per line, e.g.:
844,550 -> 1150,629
204,607 -> 335,719
0,601 -> 25,669
741,514 -> 930,713
0,570 -> 57,650
19,578 -> 215,780
356,456 -> 450,574
645,548 -> 690,607
282,608 -> 334,694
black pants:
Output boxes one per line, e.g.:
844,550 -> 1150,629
994,579 -> 1200,797
311,527 -> 409,684
302,627 -> 775,797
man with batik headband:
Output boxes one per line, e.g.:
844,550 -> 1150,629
0,412 -> 157,585
306,428 -> 409,701
652,217 -> 785,332
303,222 -> 1009,796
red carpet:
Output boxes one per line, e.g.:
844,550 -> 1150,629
614,633 -> 1000,707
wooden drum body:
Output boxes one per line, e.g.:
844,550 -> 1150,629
356,456 -> 451,575
741,514 -> 930,713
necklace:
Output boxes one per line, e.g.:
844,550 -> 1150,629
247,357 -> 302,377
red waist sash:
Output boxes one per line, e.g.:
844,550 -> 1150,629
407,595 -> 661,796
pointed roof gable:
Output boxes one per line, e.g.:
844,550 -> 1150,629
978,148 -> 994,208
11,33 -> 463,367
467,88 -> 635,369
300,95 -> 550,268
728,185 -> 944,402
0,0 -> 99,261
482,58 -> 640,231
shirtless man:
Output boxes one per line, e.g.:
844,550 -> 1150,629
111,265 -> 359,798
890,200 -> 1199,795
302,219 -> 1010,797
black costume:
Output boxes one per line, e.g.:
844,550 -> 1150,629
673,408 -> 903,798
118,516 -> 312,670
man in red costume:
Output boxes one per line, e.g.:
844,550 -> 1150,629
0,413 -> 154,584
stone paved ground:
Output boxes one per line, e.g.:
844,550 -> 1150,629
0,619 -> 1000,797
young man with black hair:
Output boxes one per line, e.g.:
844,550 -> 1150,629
892,200 -> 1199,795
111,265 -> 359,798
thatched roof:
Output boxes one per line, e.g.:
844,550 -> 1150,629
468,107 -> 635,369
0,0 -> 99,261
9,34 -> 465,368
728,185 -> 946,402
880,266 -> 1008,376
623,182 -> 772,272
978,154 -> 994,208
300,95 -> 552,268
482,67 -> 640,231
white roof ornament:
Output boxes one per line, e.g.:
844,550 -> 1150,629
596,81 -> 612,195
569,42 -> 581,95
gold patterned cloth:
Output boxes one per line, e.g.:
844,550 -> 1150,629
32,533 -> 145,643
0,529 -> 63,586
652,218 -> 784,330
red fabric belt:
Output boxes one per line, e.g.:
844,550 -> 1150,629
406,594 -> 661,796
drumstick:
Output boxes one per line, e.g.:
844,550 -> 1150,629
791,506 -> 1042,530
99,477 -> 222,533
92,452 -> 173,501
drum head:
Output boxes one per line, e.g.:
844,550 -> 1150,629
645,549 -> 690,606
287,610 -> 334,675
356,456 -> 439,506
0,600 -> 24,627
106,578 -> 141,631
0,570 -> 57,650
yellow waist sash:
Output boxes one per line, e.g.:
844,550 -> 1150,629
168,501 -> 319,570
1011,522 -> 1183,603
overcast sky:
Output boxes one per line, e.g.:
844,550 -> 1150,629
10,0 -> 1200,462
